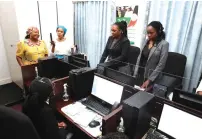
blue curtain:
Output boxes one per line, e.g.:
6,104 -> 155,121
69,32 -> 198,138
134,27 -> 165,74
146,1 -> 202,92
74,1 -> 114,68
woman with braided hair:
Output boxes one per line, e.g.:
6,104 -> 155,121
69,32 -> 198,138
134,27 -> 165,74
99,21 -> 130,63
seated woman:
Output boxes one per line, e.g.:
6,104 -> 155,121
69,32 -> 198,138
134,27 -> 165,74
22,77 -> 69,139
135,21 -> 169,88
99,21 -> 130,63
16,27 -> 48,66
51,25 -> 74,59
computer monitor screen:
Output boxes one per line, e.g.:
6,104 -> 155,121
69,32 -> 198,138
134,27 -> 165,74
172,89 -> 202,112
91,75 -> 124,105
158,104 -> 202,139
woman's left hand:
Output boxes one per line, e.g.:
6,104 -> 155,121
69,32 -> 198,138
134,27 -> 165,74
141,80 -> 150,89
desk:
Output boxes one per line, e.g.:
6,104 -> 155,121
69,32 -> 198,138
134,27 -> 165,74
21,63 -> 122,138
55,97 -> 122,138
55,99 -> 96,138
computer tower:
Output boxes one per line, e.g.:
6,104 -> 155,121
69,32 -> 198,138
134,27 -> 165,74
68,67 -> 95,100
122,91 -> 154,139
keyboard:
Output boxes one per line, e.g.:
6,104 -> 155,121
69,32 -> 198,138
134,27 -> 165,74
82,98 -> 110,116
145,129 -> 168,139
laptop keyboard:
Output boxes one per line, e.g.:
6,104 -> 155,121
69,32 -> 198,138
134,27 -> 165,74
82,98 -> 110,116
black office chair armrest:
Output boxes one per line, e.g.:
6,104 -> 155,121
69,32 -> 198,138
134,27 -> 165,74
98,61 -> 124,69
155,75 -> 182,91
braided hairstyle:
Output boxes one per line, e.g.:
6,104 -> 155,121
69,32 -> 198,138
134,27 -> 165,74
148,21 -> 165,41
114,21 -> 128,38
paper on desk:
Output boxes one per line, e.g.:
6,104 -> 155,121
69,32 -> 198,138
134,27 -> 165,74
73,108 -> 97,127
61,102 -> 103,137
79,114 -> 103,137
61,102 -> 86,116
81,124 -> 102,137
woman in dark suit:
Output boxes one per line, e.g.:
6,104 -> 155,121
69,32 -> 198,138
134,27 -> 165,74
99,21 -> 130,63
135,21 -> 169,88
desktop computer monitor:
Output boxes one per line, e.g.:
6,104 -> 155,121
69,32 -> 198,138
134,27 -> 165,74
38,58 -> 79,79
57,61 -> 79,78
172,88 -> 202,112
68,55 -> 90,67
157,103 -> 202,139
91,75 -> 124,105
38,57 -> 59,79
97,66 -> 137,87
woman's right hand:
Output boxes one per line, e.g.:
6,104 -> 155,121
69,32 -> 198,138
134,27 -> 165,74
50,41 -> 55,47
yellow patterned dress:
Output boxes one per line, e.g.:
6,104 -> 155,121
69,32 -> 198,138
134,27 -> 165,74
16,39 -> 48,65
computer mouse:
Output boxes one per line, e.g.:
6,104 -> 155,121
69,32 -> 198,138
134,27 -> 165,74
88,120 -> 100,128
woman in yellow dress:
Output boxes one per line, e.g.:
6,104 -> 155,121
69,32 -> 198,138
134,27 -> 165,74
16,27 -> 48,66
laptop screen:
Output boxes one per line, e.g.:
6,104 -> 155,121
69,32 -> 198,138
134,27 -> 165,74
158,104 -> 202,139
91,75 -> 123,105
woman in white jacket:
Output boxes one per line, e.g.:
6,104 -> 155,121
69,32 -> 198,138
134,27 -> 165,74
51,25 -> 74,59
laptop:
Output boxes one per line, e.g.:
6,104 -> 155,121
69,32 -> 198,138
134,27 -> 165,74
146,103 -> 202,139
82,75 -> 124,116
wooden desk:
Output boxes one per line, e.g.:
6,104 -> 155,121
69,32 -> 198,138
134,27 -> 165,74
55,99 -> 96,138
55,98 -> 122,138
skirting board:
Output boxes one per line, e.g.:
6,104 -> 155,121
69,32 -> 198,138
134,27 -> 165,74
0,77 -> 12,85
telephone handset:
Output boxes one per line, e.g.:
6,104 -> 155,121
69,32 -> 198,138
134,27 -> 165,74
50,33 -> 53,42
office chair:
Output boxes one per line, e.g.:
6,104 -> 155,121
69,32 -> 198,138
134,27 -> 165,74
154,52 -> 187,97
192,72 -> 202,93
115,46 -> 140,75
163,52 -> 187,77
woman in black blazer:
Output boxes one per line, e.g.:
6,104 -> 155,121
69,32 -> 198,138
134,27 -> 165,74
99,21 -> 130,63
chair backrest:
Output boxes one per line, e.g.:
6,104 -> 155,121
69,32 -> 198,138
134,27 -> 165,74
163,52 -> 187,77
127,46 -> 140,65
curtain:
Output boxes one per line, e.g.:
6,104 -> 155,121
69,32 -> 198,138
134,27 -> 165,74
145,1 -> 202,92
74,1 -> 115,68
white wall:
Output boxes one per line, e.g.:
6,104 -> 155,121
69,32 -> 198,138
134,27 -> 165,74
0,25 -> 11,85
15,1 -> 74,48
0,1 -> 23,88
0,1 -> 74,87
14,1 -> 40,40
57,1 -> 74,45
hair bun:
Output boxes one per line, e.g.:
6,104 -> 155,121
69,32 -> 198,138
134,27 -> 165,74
120,21 -> 127,28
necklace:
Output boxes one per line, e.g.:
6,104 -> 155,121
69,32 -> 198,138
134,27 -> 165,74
26,39 -> 41,46
148,41 -> 154,49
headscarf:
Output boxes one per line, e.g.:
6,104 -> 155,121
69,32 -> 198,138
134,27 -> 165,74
56,25 -> 67,36
25,27 -> 39,39
22,78 -> 61,139
23,77 -> 53,112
